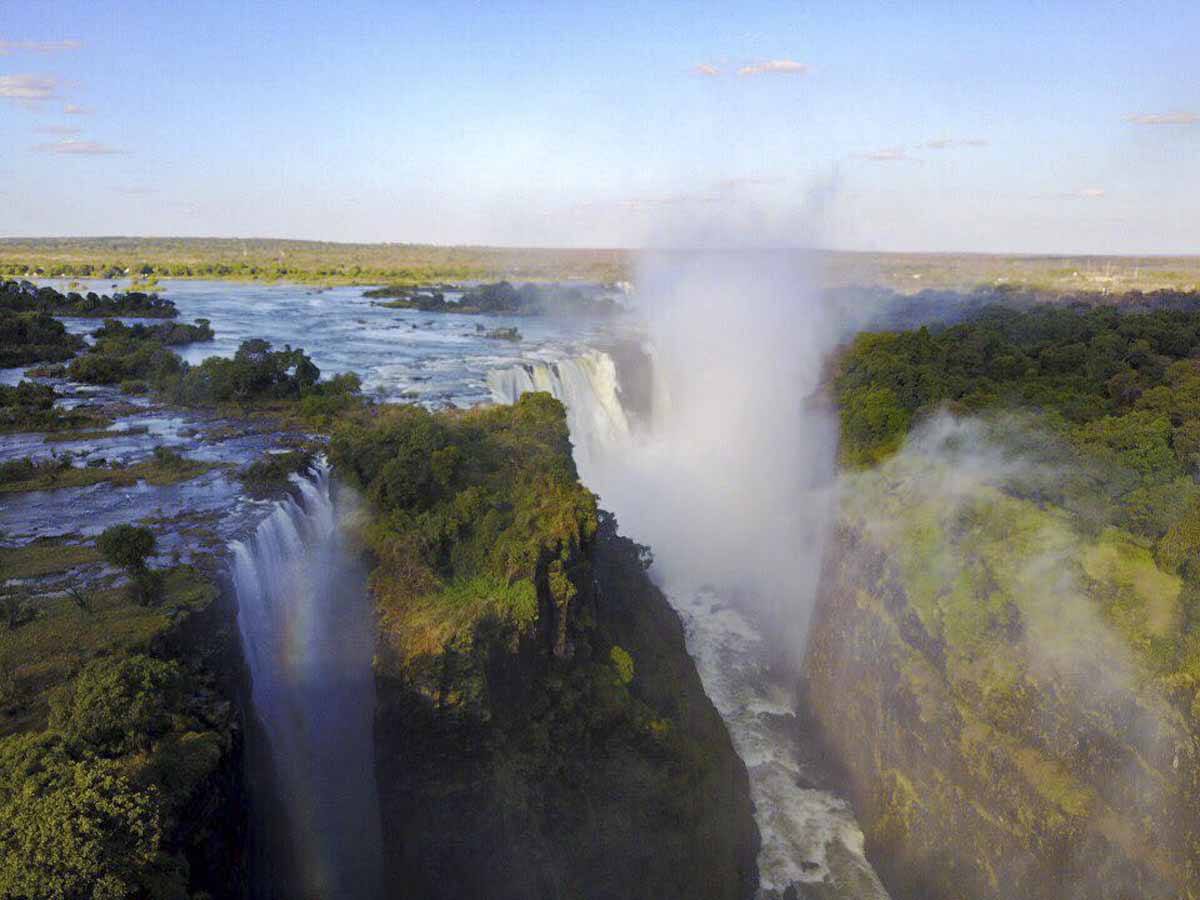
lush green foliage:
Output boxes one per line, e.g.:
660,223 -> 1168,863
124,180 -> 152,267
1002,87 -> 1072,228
837,304 -> 1200,468
0,559 -> 228,900
0,381 -> 108,435
96,525 -> 156,572
68,324 -> 186,387
330,392 -> 597,664
0,279 -> 177,318
0,309 -> 85,368
167,339 -> 361,415
0,732 -> 166,900
367,280 -> 621,316
836,301 -> 1200,726
237,448 -> 315,499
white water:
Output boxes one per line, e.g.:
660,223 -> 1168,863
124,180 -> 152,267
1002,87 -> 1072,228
230,461 -> 384,899
489,353 -> 889,899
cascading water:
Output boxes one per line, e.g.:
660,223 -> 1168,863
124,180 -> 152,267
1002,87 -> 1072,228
230,460 -> 384,899
489,340 -> 889,897
487,351 -> 632,474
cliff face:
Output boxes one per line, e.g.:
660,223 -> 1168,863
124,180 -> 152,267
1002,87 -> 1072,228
804,461 -> 1200,899
329,396 -> 757,898
373,514 -> 759,899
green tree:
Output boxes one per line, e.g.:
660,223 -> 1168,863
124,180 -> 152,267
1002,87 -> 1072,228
50,654 -> 180,756
0,733 -> 171,900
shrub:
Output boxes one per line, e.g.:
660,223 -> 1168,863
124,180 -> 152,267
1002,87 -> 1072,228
49,654 -> 180,756
97,524 -> 156,572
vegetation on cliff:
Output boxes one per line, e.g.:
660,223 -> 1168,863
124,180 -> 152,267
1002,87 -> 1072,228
330,393 -> 757,898
820,302 -> 1200,898
0,548 -> 240,900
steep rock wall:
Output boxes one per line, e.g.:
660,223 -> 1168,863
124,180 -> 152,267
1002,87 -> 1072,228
373,516 -> 759,899
805,513 -> 1200,900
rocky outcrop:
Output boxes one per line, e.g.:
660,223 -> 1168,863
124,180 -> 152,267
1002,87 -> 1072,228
805,502 -> 1200,899
373,514 -> 759,899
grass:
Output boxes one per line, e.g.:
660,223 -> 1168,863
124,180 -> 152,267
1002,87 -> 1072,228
0,566 -> 217,736
0,455 -> 226,494
0,539 -> 102,579
41,426 -> 147,443
381,574 -> 539,659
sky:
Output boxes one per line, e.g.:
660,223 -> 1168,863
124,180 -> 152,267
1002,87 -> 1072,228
1,0 -> 1197,253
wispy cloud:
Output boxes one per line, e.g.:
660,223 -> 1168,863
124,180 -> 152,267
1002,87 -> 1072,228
861,146 -> 914,162
924,137 -> 989,149
0,74 -> 57,103
619,193 -> 721,211
737,59 -> 809,77
692,63 -> 720,77
33,139 -> 126,156
63,103 -> 91,115
113,185 -> 157,196
0,38 -> 82,55
34,124 -> 81,135
717,175 -> 786,189
1125,111 -> 1198,126
1075,186 -> 1106,198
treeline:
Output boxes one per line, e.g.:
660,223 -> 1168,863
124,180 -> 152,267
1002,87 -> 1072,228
836,303 -> 1200,470
366,280 -> 623,316
1,279 -> 177,318
835,301 -> 1200,717
0,237 -> 629,286
0,310 -> 84,368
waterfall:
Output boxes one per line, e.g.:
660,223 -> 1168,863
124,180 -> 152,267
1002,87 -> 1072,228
230,460 -> 384,899
487,351 -> 632,475
488,351 -> 889,899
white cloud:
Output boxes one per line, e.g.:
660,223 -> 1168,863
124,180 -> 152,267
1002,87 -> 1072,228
63,103 -> 91,115
34,124 -> 81,135
0,74 -> 57,102
717,175 -> 786,189
925,137 -> 989,149
1125,111 -> 1198,126
113,185 -> 157,196
1076,186 -> 1106,198
861,146 -> 913,162
0,38 -> 82,54
619,193 -> 721,211
692,63 -> 720,77
33,139 -> 125,156
737,59 -> 809,77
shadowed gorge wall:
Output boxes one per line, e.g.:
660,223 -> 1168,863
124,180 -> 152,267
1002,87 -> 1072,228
804,419 -> 1200,899
329,396 -> 759,899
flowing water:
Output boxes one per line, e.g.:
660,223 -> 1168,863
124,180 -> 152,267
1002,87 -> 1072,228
489,356 -> 890,899
230,461 -> 384,899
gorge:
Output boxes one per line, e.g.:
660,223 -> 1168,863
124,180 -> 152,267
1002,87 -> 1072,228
4,271 -> 1200,899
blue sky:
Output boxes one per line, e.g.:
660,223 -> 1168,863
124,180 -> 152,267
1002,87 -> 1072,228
1,0 -> 1197,253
